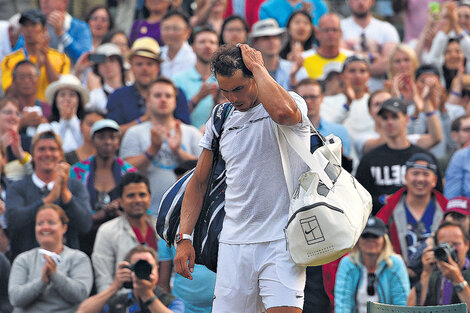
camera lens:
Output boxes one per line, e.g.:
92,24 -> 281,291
133,259 -> 153,280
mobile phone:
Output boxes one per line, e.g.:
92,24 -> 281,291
88,53 -> 106,63
429,2 -> 440,15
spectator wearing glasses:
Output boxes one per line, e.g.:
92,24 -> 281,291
407,222 -> 470,307
295,78 -> 351,157
0,97 -> 34,182
335,216 -> 410,313
303,13 -> 350,80
85,5 -> 113,50
1,9 -> 70,102
160,10 -> 196,79
356,98 -> 444,214
377,153 -> 446,280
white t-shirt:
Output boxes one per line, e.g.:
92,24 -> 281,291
341,17 -> 400,91
160,42 -> 196,79
357,266 -> 379,313
200,92 -> 310,244
321,93 -> 373,164
120,121 -> 202,216
36,116 -> 83,153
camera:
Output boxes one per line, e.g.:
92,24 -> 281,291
433,242 -> 458,263
122,259 -> 153,289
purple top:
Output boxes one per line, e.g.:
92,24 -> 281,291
129,19 -> 163,46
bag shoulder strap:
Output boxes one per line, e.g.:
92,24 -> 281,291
275,123 -> 335,190
210,102 -> 233,150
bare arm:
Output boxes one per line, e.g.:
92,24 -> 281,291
76,261 -> 131,313
239,44 -> 301,126
157,260 -> 173,293
174,148 -> 213,280
370,42 -> 397,78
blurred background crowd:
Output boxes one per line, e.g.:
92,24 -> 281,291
2,0 -> 470,312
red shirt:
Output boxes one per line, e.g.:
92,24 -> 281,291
131,223 -> 157,251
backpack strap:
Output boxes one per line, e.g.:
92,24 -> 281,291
210,102 -> 234,151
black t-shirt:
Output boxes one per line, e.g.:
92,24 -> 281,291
355,144 -> 443,215
303,266 -> 330,313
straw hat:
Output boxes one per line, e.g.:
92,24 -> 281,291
128,37 -> 161,63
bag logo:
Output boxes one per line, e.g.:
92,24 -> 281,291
300,215 -> 325,245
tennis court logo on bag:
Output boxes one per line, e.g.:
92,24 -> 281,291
301,215 -> 325,245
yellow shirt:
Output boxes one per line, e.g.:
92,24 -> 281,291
1,48 -> 71,101
303,51 -> 348,79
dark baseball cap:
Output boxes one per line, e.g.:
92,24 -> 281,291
362,216 -> 387,237
378,98 -> 407,116
415,64 -> 440,80
405,153 -> 437,174
19,9 -> 46,26
342,55 -> 370,72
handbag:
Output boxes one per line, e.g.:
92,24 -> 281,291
156,102 -> 233,272
274,122 -> 372,266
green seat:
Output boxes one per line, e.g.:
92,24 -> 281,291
367,301 -> 468,313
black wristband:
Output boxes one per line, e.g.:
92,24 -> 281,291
143,294 -> 157,307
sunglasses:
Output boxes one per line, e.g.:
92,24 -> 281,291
367,273 -> 376,296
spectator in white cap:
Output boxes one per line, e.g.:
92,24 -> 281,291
248,18 -> 308,90
36,74 -> 89,153
85,43 -> 126,114
70,118 -> 135,256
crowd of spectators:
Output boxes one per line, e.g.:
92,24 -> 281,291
1,0 -> 470,312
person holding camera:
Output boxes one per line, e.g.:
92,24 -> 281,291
407,222 -> 470,307
78,244 -> 184,313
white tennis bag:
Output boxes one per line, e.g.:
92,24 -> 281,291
274,123 -> 372,266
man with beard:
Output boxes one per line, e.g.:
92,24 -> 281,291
106,37 -> 190,133
70,119 -> 135,256
92,172 -> 158,293
173,26 -> 219,129
341,0 -> 399,91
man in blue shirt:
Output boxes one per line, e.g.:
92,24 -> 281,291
40,0 -> 91,63
259,0 -> 328,26
173,26 -> 219,129
445,146 -> 470,199
77,245 -> 184,313
107,37 -> 190,133
296,78 -> 351,157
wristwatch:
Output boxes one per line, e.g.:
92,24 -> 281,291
454,280 -> 468,293
175,233 -> 193,245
